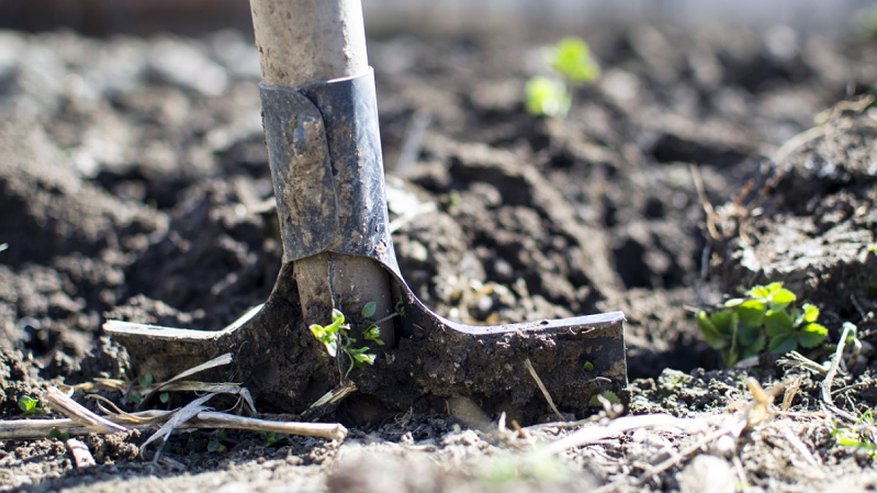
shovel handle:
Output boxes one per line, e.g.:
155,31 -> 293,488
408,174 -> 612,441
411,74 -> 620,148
250,0 -> 368,86
249,0 -> 395,348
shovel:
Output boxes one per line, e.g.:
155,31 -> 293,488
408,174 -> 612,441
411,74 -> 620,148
105,0 -> 626,421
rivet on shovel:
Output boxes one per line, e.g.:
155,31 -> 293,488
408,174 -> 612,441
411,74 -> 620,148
105,0 -> 627,421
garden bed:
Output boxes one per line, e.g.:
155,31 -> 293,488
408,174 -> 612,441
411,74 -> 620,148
1,24 -> 877,491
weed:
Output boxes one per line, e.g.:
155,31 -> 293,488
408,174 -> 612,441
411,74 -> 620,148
17,395 -> 42,415
550,37 -> 600,83
309,307 -> 379,379
125,371 -> 156,405
260,431 -> 282,447
832,409 -> 877,458
525,77 -> 570,118
588,390 -> 621,408
524,37 -> 600,118
697,282 -> 829,367
48,427 -> 70,441
207,438 -> 227,453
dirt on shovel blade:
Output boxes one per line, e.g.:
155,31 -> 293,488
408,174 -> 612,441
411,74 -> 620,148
1,22 -> 877,492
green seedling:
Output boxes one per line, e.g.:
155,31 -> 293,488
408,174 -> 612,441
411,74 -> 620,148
588,390 -> 621,408
207,438 -> 227,453
126,371 -> 156,405
17,395 -> 42,415
0,243 -> 7,253
697,282 -> 829,367
309,306 -> 379,379
48,427 -> 70,441
360,301 -> 377,319
550,37 -> 601,84
833,409 -> 877,458
261,431 -> 282,447
524,37 -> 600,118
525,77 -> 571,118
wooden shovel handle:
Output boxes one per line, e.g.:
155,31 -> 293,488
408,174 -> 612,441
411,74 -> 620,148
249,0 -> 369,86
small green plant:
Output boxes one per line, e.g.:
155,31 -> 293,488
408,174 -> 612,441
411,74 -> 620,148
833,409 -> 877,458
126,371 -> 156,405
261,431 -> 282,447
524,37 -> 600,118
525,77 -> 571,118
697,282 -> 829,367
854,5 -> 877,38
48,427 -> 70,441
309,307 -> 382,379
588,390 -> 621,408
0,243 -> 7,253
17,395 -> 42,415
550,37 -> 601,83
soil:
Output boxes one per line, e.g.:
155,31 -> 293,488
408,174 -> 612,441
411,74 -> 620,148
1,23 -> 877,492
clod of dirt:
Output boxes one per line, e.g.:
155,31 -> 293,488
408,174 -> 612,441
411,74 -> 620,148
0,348 -> 41,416
713,99 -> 877,333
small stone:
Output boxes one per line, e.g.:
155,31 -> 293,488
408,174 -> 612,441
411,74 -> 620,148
677,455 -> 735,493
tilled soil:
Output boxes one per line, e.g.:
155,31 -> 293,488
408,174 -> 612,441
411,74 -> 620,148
1,24 -> 877,492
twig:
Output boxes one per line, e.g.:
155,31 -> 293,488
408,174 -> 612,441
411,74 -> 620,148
0,410 -> 347,442
772,125 -> 826,164
781,375 -> 802,412
42,387 -> 127,434
145,353 -> 235,402
524,358 -> 564,421
194,412 -> 347,441
689,164 -> 720,241
822,322 -> 855,406
307,381 -> 357,412
392,109 -> 432,175
540,414 -> 714,456
777,422 -> 820,467
65,438 -> 96,469
140,393 -> 216,459
636,416 -> 747,486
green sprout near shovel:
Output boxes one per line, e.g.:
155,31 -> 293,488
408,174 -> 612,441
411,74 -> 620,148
309,305 -> 382,379
697,282 -> 828,367
525,37 -> 601,118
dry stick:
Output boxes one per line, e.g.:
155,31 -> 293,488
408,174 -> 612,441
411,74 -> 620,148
42,387 -> 127,434
822,322 -> 854,406
0,411 -> 347,442
65,438 -> 96,469
541,414 -> 714,456
140,393 -> 216,458
392,109 -> 432,175
145,352 -> 235,402
777,421 -> 820,467
635,416 -> 748,487
524,358 -> 564,421
689,164 -> 720,241
195,412 -> 347,440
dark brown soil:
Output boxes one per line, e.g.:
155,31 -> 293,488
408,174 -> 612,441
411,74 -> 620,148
1,24 -> 877,492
